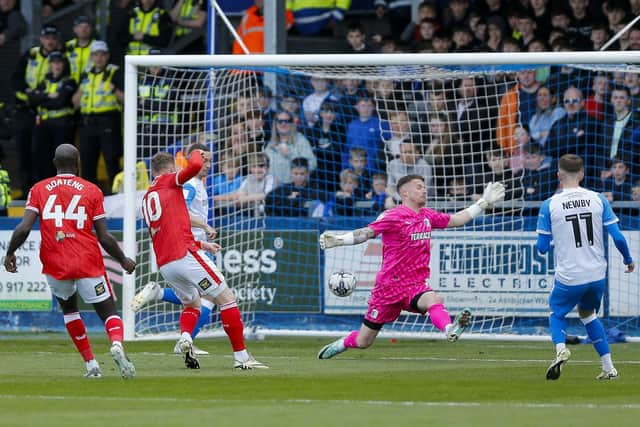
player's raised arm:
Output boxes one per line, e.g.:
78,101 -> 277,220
447,182 -> 506,227
3,209 -> 38,273
176,149 -> 205,185
319,227 -> 375,250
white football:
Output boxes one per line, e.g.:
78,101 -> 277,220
328,271 -> 357,297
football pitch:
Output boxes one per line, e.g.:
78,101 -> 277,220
1,335 -> 639,427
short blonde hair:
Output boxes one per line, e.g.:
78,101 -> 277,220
151,152 -> 175,175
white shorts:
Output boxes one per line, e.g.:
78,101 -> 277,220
159,249 -> 227,304
46,274 -> 113,304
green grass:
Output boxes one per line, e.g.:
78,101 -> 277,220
1,335 -> 639,427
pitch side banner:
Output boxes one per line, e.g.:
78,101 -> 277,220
0,230 -> 52,311
324,231 -> 555,316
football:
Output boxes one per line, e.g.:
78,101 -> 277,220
328,271 -> 357,297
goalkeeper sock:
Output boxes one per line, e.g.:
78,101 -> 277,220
192,299 -> 214,339
179,307 -> 200,335
220,302 -> 245,351
64,312 -> 94,362
162,288 -> 182,305
428,303 -> 452,332
104,315 -> 124,343
582,313 -> 610,357
549,312 -> 567,345
343,330 -> 359,348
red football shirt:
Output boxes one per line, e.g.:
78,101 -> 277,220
25,174 -> 107,280
142,152 -> 203,267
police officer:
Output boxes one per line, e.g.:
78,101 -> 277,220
65,15 -> 97,84
169,0 -> 207,53
128,0 -> 172,55
11,24 -> 62,196
28,51 -> 77,181
138,49 -> 178,159
72,41 -> 123,191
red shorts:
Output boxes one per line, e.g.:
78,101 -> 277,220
364,281 -> 434,325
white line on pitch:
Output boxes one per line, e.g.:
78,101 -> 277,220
0,395 -> 639,410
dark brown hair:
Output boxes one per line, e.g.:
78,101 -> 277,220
558,154 -> 584,174
396,174 -> 424,193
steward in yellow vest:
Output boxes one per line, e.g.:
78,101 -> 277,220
169,0 -> 207,53
28,51 -> 78,181
65,15 -> 96,84
128,0 -> 172,55
72,41 -> 123,191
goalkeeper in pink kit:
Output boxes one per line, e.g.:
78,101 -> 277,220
318,174 -> 505,359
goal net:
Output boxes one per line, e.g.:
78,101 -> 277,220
122,52 -> 640,341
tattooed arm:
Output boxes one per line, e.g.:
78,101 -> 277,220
319,227 -> 376,249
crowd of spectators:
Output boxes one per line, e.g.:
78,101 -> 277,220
1,0 -> 640,219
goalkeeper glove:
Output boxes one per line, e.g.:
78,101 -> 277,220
477,181 -> 506,209
319,231 -> 354,249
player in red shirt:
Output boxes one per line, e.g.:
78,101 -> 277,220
4,144 -> 137,379
142,150 -> 267,370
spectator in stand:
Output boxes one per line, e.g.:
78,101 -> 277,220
626,25 -> 640,50
365,172 -> 392,214
604,0 -> 629,35
599,156 -> 634,203
303,77 -> 335,127
343,21 -> 375,53
585,74 -> 610,121
545,86 -> 603,182
212,155 -> 243,197
452,77 -> 497,167
468,148 -> 521,204
601,86 -> 639,178
497,69 -> 540,155
287,0 -> 351,36
387,141 -> 433,202
567,0 -> 596,50
331,168 -> 360,216
169,0 -> 208,54
590,21 -> 612,51
127,0 -> 172,55
501,35 -> 521,52
365,1 -> 392,46
521,142 -> 557,202
344,96 -> 389,173
410,18 -> 438,50
529,85 -> 566,147
451,26 -> 475,52
610,20 -> 632,50
400,1 -> 437,44
467,11 -> 487,48
11,24 -> 62,197
383,109 -> 411,160
477,0 -> 508,30
441,0 -> 470,29
373,79 -> 405,120
232,0 -> 294,54
42,0 -> 73,18
305,99 -> 344,195
265,110 -> 317,184
66,16 -> 97,84
107,0 -> 134,68
347,147 -> 372,195
516,11 -> 538,49
509,124 -> 531,174
529,0 -> 552,36
445,176 -> 470,202
432,29 -> 453,53
215,153 -> 276,217
623,72 -> 640,114
526,38 -> 550,83
335,78 -> 363,119
72,41 -> 123,191
279,93 -> 302,128
28,51 -> 77,182
0,0 -> 24,100
265,157 -> 322,216
257,86 -> 275,141
483,17 -> 505,52
423,112 -> 465,200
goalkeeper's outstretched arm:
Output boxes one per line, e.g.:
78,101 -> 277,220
447,182 -> 506,227
319,227 -> 375,250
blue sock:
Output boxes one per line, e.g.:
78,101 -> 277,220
192,301 -> 213,339
584,318 -> 610,356
162,288 -> 182,305
549,312 -> 567,345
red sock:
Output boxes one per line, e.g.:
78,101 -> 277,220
104,315 -> 124,344
63,313 -> 94,362
180,307 -> 200,335
220,303 -> 245,351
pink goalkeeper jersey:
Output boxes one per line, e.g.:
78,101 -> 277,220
368,205 -> 451,286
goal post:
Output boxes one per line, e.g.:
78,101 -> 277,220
122,52 -> 640,341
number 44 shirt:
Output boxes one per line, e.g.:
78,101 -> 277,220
25,173 -> 107,280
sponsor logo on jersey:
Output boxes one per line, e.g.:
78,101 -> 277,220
95,282 -> 106,296
198,278 -> 212,291
55,230 -> 66,241
424,218 -> 431,227
370,309 -> 378,319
